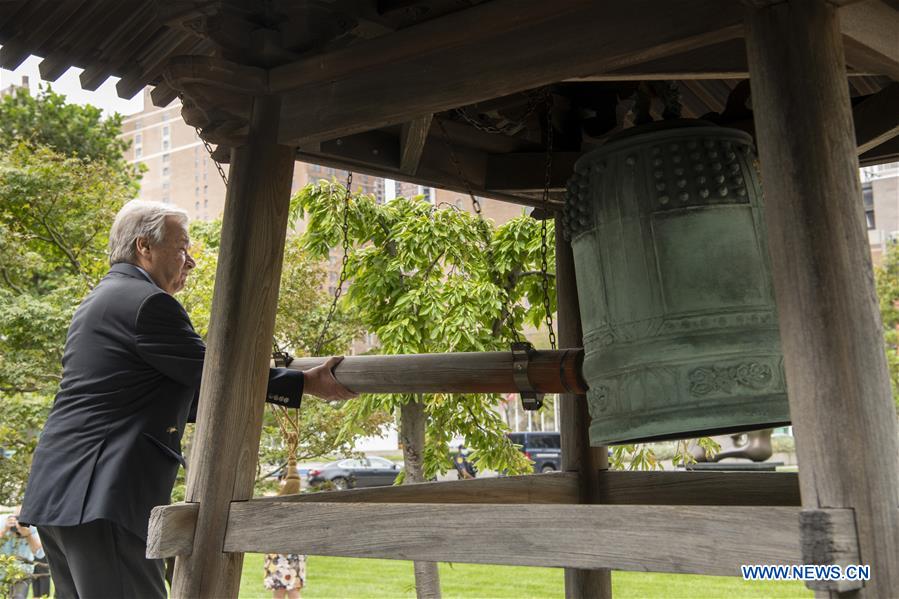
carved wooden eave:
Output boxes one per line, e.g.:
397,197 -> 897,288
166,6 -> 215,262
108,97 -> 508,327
1,0 -> 897,207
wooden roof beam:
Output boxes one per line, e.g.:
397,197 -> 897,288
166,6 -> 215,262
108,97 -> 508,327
274,0 -> 746,145
0,0 -> 87,70
854,83 -> 899,154
841,0 -> 899,81
37,1 -> 141,82
78,6 -> 161,91
299,129 -> 567,208
399,114 -> 433,175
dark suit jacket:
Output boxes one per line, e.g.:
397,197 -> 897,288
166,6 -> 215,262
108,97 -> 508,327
19,263 -> 303,540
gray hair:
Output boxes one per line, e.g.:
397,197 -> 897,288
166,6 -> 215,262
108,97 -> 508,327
108,200 -> 189,265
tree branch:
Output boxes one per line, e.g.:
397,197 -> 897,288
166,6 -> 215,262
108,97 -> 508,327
1,268 -> 24,294
36,214 -> 94,289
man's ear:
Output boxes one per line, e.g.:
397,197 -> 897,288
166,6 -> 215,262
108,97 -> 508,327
135,236 -> 152,258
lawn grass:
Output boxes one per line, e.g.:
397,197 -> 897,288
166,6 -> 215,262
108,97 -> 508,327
239,554 -> 811,598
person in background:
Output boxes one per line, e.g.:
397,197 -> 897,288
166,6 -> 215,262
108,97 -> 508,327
453,444 -> 477,479
1,514 -> 44,599
263,554 -> 307,599
263,465 -> 307,599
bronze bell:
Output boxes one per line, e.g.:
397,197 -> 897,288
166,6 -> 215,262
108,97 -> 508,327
562,120 -> 790,446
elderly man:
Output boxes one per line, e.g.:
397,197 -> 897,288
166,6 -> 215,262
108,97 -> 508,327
19,200 -> 354,598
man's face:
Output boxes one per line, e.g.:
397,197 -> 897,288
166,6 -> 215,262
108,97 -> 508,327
136,216 -> 195,295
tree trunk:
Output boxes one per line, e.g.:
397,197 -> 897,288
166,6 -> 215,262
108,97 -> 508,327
400,397 -> 442,599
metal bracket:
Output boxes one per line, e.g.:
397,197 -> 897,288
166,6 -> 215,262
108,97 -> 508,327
511,341 -> 543,410
272,350 -> 293,368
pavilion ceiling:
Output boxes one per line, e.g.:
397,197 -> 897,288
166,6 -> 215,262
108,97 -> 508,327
1,0 -> 897,207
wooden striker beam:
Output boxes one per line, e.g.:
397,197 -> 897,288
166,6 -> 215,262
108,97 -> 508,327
285,349 -> 585,394
170,95 -> 297,598
745,1 -> 899,595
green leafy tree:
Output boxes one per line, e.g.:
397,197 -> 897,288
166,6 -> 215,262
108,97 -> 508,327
875,241 -> 899,411
0,88 -> 140,504
295,181 -> 558,594
175,219 -> 383,498
0,554 -> 30,599
0,85 -> 134,180
295,180 -> 552,478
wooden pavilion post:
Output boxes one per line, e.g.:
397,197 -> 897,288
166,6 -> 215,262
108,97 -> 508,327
171,94 -> 296,598
555,216 -> 612,599
745,2 -> 899,596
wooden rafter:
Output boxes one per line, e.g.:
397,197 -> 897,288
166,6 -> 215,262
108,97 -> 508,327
399,114 -> 433,175
273,0 -> 747,144
841,0 -> 899,81
854,83 -> 899,154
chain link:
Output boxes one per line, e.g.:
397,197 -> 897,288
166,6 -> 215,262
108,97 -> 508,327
194,126 -> 229,187
313,171 -> 353,356
540,95 -> 557,350
435,117 -> 522,345
451,89 -> 546,136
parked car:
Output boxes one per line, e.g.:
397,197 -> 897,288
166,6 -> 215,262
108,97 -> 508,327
507,432 -> 562,473
307,456 -> 400,489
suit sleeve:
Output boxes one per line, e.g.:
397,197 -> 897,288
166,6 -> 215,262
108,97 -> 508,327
135,292 -> 304,421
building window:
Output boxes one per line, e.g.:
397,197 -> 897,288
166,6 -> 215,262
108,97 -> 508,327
162,181 -> 170,191
863,182 -> 875,230
195,201 -> 200,211
162,140 -> 170,151
135,118 -> 142,129
162,166 -> 170,178
162,153 -> 170,163
135,147 -> 142,159
161,112 -> 169,122
135,133 -> 142,144
162,125 -> 170,136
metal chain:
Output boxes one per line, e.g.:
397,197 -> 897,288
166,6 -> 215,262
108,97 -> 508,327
194,126 -> 229,187
312,171 -> 353,356
435,117 -> 522,345
451,89 -> 546,136
540,95 -> 557,350
192,123 -> 304,452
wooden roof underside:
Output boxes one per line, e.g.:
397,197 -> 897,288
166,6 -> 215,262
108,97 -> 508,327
2,0 -> 898,208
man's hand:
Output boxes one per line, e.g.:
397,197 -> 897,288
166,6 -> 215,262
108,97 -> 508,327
303,356 -> 357,401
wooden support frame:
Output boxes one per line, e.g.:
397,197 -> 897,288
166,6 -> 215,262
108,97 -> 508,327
745,1 -> 899,595
556,217 -> 610,597
400,114 -> 433,175
147,471 -> 803,560
151,502 -> 824,577
169,94 -> 297,598
853,82 -> 899,154
219,503 -> 817,575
